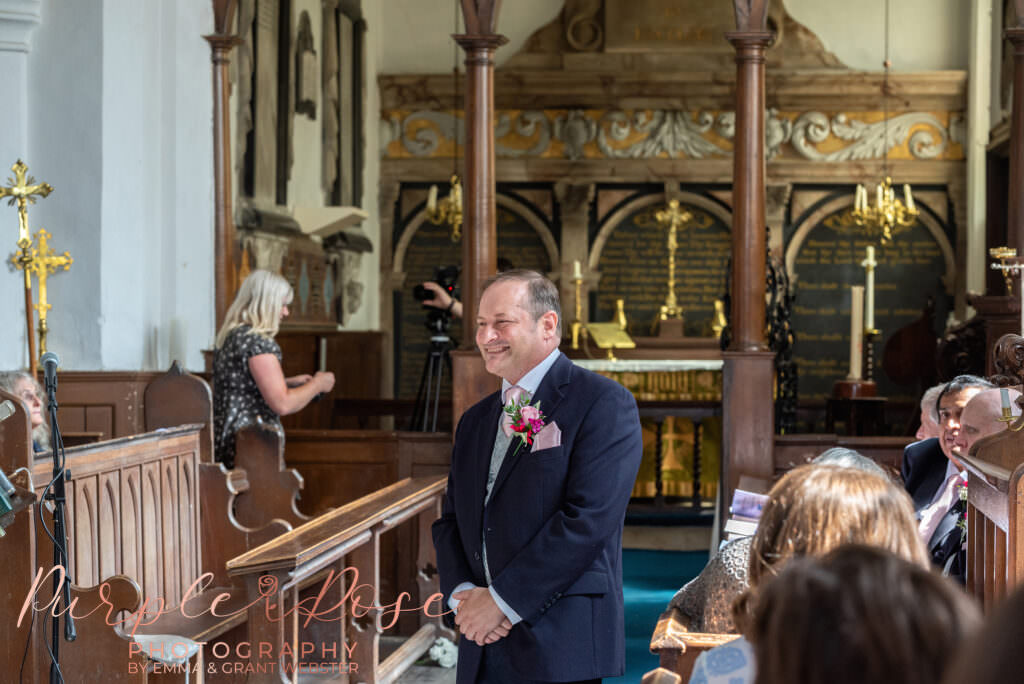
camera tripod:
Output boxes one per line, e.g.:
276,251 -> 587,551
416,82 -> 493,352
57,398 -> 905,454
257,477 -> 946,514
410,332 -> 453,432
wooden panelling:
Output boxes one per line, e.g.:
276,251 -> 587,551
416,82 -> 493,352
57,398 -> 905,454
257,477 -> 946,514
32,427 -> 203,608
53,371 -> 161,440
284,429 -> 451,516
276,330 -> 387,430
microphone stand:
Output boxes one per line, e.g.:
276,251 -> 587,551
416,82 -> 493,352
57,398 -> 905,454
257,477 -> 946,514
44,368 -> 75,684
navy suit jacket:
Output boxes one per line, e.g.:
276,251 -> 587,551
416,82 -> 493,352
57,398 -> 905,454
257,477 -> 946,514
901,437 -> 947,513
432,353 -> 643,683
901,437 -> 965,583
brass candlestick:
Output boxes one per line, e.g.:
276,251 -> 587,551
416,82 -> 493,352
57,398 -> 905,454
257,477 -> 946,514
654,199 -> 692,321
571,272 -> 585,350
990,246 -> 1019,296
864,327 -> 880,383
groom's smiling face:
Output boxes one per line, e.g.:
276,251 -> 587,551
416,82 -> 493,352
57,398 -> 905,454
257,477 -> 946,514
476,279 -> 553,384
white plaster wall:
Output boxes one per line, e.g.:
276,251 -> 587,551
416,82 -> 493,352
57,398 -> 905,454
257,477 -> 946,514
287,0 -> 324,211
23,0 -> 213,371
378,0 -> 562,74
785,0 -> 970,71
376,0 -> 970,74
25,0 -> 103,370
352,0 -> 381,331
99,0 -> 213,370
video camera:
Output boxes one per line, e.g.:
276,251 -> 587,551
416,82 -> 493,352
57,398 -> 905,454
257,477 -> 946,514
413,265 -> 460,305
413,265 -> 460,337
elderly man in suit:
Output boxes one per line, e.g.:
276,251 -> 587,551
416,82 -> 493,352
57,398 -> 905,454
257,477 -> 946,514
903,375 -> 994,582
432,270 -> 643,684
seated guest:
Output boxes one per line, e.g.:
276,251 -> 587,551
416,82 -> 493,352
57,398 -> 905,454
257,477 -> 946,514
751,544 -> 981,684
668,448 -> 885,632
687,464 -> 926,684
953,387 -> 1022,456
941,581 -> 1024,684
904,375 -> 995,582
0,370 -> 50,453
213,270 -> 336,467
915,382 -> 945,441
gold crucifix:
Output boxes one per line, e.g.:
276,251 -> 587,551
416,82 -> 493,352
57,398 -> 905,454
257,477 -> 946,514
0,160 -> 53,248
1,160 -> 54,373
13,229 -> 73,356
654,199 -> 692,321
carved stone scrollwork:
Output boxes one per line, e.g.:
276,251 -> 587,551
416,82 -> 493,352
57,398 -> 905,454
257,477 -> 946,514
564,0 -> 603,52
597,110 -> 728,159
791,112 -> 950,162
990,333 -> 1024,386
554,110 -> 598,160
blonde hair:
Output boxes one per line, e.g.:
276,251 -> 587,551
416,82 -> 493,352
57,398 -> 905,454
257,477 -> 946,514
215,270 -> 293,348
733,464 -> 927,631
0,370 -> 51,451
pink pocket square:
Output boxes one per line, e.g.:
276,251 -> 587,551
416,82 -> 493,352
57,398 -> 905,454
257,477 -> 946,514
531,421 -> 561,452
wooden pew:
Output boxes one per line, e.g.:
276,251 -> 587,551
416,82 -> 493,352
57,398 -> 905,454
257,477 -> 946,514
226,476 -> 452,683
959,421 -> 1024,611
641,606 -> 739,684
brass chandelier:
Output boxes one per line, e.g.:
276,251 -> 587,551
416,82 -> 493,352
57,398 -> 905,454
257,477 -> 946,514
851,0 -> 918,244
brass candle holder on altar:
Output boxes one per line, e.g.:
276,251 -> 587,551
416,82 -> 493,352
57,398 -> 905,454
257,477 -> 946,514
570,260 -> 585,349
654,199 -> 692,337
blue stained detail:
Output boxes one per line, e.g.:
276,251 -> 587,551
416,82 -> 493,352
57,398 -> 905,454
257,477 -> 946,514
298,262 -> 310,314
323,270 -> 334,316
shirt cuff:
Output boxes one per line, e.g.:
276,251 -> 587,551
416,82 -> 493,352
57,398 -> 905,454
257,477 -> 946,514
448,581 -> 477,613
488,586 -> 522,625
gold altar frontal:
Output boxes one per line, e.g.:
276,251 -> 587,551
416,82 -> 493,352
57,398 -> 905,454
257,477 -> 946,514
573,359 -> 723,503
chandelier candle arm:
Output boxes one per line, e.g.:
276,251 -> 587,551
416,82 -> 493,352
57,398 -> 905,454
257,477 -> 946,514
427,185 -> 438,214
848,285 -> 865,381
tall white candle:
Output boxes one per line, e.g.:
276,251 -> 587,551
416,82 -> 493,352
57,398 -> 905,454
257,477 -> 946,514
862,246 -> 876,331
573,260 -> 582,280
848,285 -> 865,380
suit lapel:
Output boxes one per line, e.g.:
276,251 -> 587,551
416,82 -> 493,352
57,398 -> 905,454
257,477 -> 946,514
487,353 -> 571,503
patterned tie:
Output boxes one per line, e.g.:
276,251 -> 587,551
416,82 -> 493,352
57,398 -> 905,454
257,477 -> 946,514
500,385 -> 527,437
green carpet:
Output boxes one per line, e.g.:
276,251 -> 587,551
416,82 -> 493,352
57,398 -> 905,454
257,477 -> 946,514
609,549 -> 709,683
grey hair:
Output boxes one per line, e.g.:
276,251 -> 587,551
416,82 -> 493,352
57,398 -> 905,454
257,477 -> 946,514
481,269 -> 562,337
0,370 -> 51,451
919,383 -> 945,423
812,447 -> 887,479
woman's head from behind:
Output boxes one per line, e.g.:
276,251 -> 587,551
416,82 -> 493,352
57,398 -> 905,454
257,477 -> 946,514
733,464 -> 927,630
751,544 -> 980,684
216,270 -> 294,347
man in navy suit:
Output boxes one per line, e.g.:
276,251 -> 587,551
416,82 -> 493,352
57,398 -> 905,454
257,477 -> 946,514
902,375 -> 993,582
432,270 -> 643,684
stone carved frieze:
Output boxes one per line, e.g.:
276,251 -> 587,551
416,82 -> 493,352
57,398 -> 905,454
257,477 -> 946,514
790,111 -> 952,162
383,108 -> 963,162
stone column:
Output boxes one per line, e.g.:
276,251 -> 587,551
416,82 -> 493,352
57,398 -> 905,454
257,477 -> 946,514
554,182 -> 596,318
206,0 -> 242,328
723,24 -> 776,498
450,10 -> 507,424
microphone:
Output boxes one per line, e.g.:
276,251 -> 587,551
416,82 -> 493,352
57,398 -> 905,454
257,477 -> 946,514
41,351 -> 59,394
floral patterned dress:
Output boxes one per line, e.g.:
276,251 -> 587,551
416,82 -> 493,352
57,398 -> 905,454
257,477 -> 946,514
213,325 -> 282,467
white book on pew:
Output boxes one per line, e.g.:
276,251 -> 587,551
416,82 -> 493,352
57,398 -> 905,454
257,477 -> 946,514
724,515 -> 760,541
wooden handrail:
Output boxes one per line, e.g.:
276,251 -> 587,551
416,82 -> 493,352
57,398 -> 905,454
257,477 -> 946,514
227,475 -> 447,577
225,474 -> 452,683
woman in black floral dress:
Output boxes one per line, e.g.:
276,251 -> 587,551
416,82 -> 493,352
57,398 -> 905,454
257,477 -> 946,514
212,270 -> 335,466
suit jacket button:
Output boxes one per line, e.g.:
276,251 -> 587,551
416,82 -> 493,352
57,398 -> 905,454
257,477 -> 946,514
474,552 -> 481,560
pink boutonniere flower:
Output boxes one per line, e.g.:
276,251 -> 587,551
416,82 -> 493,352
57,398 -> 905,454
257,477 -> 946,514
504,393 -> 546,452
